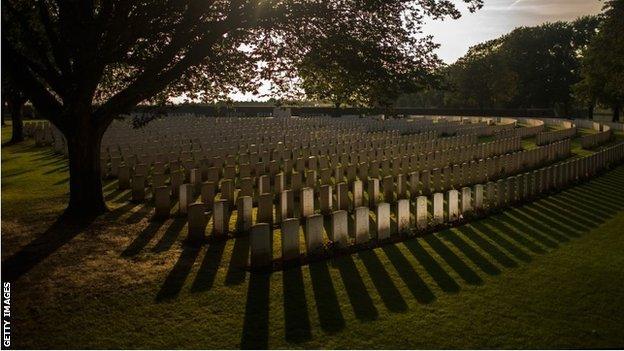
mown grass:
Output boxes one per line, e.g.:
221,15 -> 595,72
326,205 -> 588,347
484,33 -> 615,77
2,122 -> 624,349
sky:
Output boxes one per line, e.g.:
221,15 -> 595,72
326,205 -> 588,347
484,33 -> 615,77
424,0 -> 604,63
230,0 -> 604,101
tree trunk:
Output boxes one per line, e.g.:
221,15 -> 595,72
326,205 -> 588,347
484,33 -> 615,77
588,103 -> 594,120
333,102 -> 342,117
11,103 -> 24,144
9,99 -> 24,143
64,118 -> 108,218
613,105 -> 621,122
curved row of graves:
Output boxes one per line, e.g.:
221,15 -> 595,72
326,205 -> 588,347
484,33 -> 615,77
22,115 -> 622,270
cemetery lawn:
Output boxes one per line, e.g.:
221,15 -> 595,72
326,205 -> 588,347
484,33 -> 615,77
3,123 -> 624,349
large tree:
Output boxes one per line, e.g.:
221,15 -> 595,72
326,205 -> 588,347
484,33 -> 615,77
298,29 -> 436,113
2,0 -> 481,217
575,0 -> 624,122
1,74 -> 27,144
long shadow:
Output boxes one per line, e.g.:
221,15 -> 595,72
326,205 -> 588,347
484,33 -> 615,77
106,200 -> 138,221
566,186 -> 624,210
471,221 -> 532,263
530,202 -> 595,231
519,205 -> 583,238
1,214 -> 96,282
541,196 -> 606,225
423,234 -> 483,285
381,245 -> 435,304
191,241 -> 227,292
559,191 -> 620,216
240,272 -> 271,349
456,225 -> 518,268
575,180 -> 624,201
155,246 -> 200,301
506,209 -> 569,243
308,260 -> 345,333
403,239 -> 460,293
152,217 -> 187,252
53,176 -> 69,186
439,229 -> 501,276
122,220 -> 165,257
125,203 -> 154,224
499,211 -> 564,250
487,216 -> 549,254
43,164 -> 68,175
358,250 -> 408,312
104,188 -> 125,201
333,255 -> 378,321
283,266 -> 312,343
548,194 -> 614,221
225,236 -> 250,286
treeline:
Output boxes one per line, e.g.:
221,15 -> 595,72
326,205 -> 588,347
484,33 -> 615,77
395,1 -> 623,121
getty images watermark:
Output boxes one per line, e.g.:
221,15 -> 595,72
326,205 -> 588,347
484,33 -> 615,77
2,282 -> 11,349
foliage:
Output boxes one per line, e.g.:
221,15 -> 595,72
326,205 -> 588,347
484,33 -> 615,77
574,0 -> 624,120
397,16 -> 600,113
1,0 -> 483,215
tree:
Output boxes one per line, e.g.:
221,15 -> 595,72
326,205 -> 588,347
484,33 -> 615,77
1,75 -> 27,144
445,40 -> 518,109
298,30 -> 437,114
2,0 -> 482,217
575,1 -> 624,122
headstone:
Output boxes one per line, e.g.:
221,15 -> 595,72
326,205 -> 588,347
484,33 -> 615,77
354,206 -> 370,244
118,165 -> 131,190
132,174 -> 146,202
473,184 -> 484,210
236,196 -> 253,232
336,182 -> 349,211
154,186 -> 171,219
383,175 -> 394,202
416,196 -> 427,229
179,183 -> 194,215
281,218 -> 300,260
257,193 -> 273,224
250,223 -> 272,268
305,214 -> 324,253
278,190 -> 294,223
187,202 -> 207,244
376,203 -> 391,240
397,199 -> 410,234
461,187 -> 472,214
331,210 -> 348,246
319,185 -> 333,214
368,178 -> 380,206
300,187 -> 314,217
213,199 -> 229,238
433,192 -> 444,224
352,180 -> 363,207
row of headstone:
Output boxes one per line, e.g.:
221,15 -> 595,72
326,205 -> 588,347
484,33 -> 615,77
580,129 -> 613,149
125,138 -> 570,218
536,126 -> 577,146
238,141 -> 624,268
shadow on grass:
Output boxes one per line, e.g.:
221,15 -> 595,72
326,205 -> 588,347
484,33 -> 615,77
155,245 -> 200,302
283,266 -> 312,343
152,165 -> 624,345
306,261 -> 345,334
1,214 -> 96,282
240,272 -> 271,349
191,241 -> 227,292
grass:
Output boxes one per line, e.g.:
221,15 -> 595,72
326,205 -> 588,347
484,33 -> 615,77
3,123 -> 624,348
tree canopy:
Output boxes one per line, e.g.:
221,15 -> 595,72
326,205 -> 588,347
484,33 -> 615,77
2,0 -> 482,216
574,0 -> 624,121
397,16 -> 600,115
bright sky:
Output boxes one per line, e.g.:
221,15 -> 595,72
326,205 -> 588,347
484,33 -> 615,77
425,0 -> 604,63
230,0 -> 604,101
